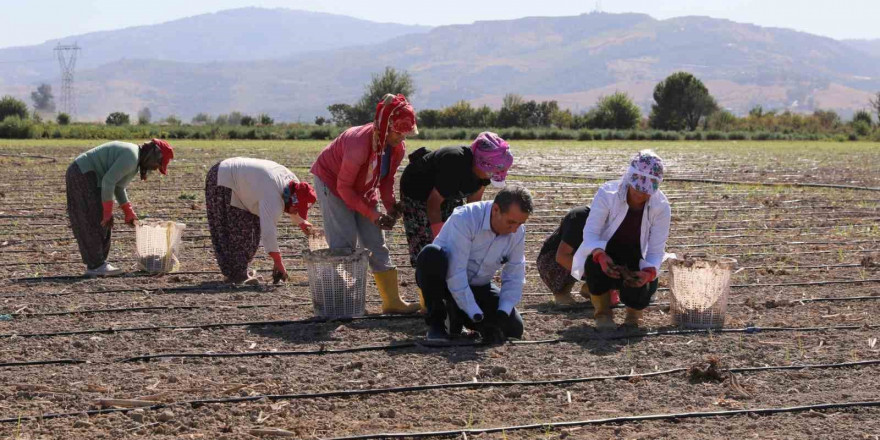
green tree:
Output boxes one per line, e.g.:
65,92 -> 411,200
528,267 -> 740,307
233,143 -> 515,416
163,115 -> 182,126
416,109 -> 440,128
56,112 -> 71,125
327,103 -> 356,126
0,95 -> 29,121
812,109 -> 840,130
497,94 -> 525,127
240,115 -> 256,126
351,67 -> 416,125
105,112 -> 131,126
870,92 -> 880,124
314,116 -> 327,126
258,113 -> 274,126
137,107 -> 152,125
648,72 -> 718,131
227,111 -> 244,126
439,100 -> 475,127
586,92 -> 641,129
853,109 -> 873,126
191,113 -> 212,125
30,83 -> 55,113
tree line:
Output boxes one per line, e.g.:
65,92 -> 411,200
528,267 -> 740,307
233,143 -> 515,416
2,68 -> 880,140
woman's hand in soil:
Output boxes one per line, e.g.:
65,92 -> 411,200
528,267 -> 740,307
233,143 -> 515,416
269,252 -> 289,284
592,250 -> 620,279
299,220 -> 313,235
631,267 -> 657,288
120,202 -> 138,226
375,214 -> 396,230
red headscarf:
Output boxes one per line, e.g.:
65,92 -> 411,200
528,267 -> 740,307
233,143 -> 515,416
371,94 -> 417,153
284,181 -> 317,220
151,138 -> 174,175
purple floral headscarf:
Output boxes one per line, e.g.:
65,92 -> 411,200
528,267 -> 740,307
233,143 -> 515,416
471,131 -> 514,188
624,150 -> 664,195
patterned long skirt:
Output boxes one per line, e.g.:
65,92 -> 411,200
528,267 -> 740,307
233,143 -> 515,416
205,163 -> 261,282
401,195 -> 464,267
66,162 -> 112,270
536,242 -> 578,295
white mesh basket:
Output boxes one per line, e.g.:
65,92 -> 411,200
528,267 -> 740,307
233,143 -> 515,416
135,220 -> 186,274
669,257 -> 737,329
304,248 -> 367,319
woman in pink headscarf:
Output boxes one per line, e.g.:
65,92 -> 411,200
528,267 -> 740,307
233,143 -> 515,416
310,93 -> 419,314
399,131 -> 514,311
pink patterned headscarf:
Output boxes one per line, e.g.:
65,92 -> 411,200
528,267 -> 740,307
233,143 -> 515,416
624,150 -> 665,195
471,132 -> 514,188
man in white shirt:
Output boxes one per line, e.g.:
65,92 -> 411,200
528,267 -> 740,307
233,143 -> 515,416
415,185 -> 532,343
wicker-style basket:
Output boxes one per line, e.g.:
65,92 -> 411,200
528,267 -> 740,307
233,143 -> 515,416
135,221 -> 186,273
303,248 -> 367,319
669,257 -> 737,329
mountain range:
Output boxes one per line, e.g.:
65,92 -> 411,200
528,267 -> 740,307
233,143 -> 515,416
0,8 -> 878,122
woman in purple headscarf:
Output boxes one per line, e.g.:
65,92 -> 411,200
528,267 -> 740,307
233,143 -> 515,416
399,132 -> 514,311
570,150 -> 671,330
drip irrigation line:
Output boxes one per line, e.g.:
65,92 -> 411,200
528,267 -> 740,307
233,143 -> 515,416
0,314 -> 423,339
9,303 -> 311,317
3,360 -> 880,424
115,323 -> 880,363
6,292 -> 880,321
0,359 -> 86,368
324,401 -> 880,439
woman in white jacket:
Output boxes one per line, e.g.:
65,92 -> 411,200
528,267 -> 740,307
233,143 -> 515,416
571,150 -> 670,330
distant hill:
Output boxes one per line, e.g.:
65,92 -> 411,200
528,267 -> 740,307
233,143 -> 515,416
844,39 -> 880,58
0,8 -> 429,85
2,11 -> 879,121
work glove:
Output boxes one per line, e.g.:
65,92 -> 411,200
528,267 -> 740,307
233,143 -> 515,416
269,251 -> 289,284
120,202 -> 138,226
375,214 -> 396,230
592,250 -> 620,279
101,201 -> 115,228
430,222 -> 444,238
631,267 -> 658,288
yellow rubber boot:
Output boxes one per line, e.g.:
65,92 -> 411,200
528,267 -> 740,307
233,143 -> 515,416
578,284 -> 592,306
624,307 -> 643,328
418,287 -> 427,314
374,269 -> 420,314
591,293 -> 616,331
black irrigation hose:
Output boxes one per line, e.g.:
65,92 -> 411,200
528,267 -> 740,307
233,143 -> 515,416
0,314 -> 423,340
0,359 -> 86,368
3,359 -> 880,424
325,401 -> 880,439
117,323 -> 880,363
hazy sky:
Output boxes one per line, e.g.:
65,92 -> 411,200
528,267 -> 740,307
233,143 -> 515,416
1,0 -> 878,49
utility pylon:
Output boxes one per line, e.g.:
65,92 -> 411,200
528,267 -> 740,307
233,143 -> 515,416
55,43 -> 81,117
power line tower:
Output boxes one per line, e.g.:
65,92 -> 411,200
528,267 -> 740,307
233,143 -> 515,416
55,43 -> 81,117
592,0 -> 603,13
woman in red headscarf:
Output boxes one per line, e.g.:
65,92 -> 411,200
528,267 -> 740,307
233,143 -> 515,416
206,157 -> 317,285
66,139 -> 174,277
310,93 -> 419,314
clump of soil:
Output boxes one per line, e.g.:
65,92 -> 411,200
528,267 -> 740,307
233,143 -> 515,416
861,256 -> 876,268
688,356 -> 726,383
612,264 -> 641,287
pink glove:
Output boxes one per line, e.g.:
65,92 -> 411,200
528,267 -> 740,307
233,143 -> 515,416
101,201 -> 115,227
120,202 -> 138,225
430,222 -> 444,238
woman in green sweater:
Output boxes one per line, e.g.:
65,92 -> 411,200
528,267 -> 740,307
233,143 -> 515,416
66,139 -> 174,276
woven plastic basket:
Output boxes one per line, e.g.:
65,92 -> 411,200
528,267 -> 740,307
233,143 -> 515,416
135,220 -> 186,273
669,257 -> 737,329
303,248 -> 367,319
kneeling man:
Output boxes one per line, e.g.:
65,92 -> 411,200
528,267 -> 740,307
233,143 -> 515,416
416,185 -> 532,343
